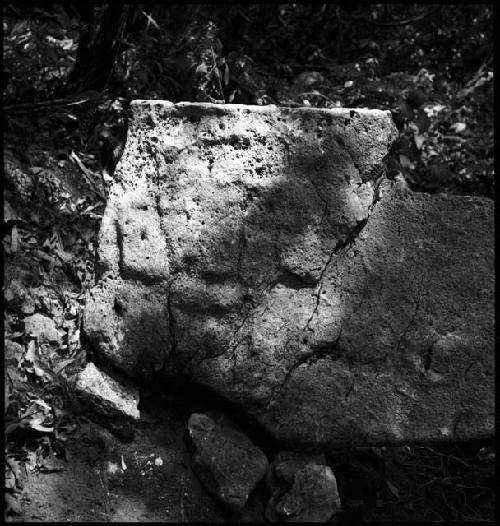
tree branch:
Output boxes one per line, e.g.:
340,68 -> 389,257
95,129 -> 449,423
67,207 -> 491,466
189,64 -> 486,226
350,7 -> 441,28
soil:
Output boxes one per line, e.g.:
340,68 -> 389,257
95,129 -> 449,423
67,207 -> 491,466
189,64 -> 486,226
11,375 -> 494,523
13,389 -> 269,523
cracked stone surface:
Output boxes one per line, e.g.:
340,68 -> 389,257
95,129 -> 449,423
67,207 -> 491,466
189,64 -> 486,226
83,101 -> 494,447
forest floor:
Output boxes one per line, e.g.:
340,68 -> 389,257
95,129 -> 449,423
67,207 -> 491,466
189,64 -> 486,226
8,384 -> 495,523
12,401 -> 266,523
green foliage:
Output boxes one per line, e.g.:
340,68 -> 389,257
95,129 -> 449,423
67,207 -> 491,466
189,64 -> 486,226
3,5 -> 79,102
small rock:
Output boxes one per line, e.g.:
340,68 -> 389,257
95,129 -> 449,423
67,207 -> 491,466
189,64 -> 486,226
4,279 -> 24,303
5,340 -> 24,365
23,313 -> 62,344
5,279 -> 36,314
266,451 -> 341,522
40,454 -> 66,472
20,297 -> 36,315
70,362 -> 140,440
186,412 -> 268,512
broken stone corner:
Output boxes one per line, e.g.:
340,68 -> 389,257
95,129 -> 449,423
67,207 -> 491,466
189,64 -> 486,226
69,361 -> 140,440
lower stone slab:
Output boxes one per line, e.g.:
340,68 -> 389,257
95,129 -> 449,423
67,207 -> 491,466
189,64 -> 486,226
83,101 -> 494,447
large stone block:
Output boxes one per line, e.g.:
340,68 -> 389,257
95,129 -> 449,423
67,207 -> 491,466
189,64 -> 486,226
83,101 -> 494,447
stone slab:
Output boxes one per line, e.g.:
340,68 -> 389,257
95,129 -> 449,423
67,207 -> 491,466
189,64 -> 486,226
83,101 -> 494,447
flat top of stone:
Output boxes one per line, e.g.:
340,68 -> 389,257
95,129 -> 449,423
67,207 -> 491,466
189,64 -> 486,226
131,99 -> 393,118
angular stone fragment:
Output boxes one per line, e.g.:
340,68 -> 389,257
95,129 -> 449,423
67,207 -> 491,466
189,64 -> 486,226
266,451 -> 341,522
70,362 -> 140,439
186,412 -> 268,512
23,313 -> 62,344
84,101 -> 494,447
4,279 -> 36,314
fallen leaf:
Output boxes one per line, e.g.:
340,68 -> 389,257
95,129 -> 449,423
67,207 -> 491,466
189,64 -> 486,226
5,491 -> 22,515
40,455 -> 65,472
53,358 -> 75,374
33,249 -> 54,263
25,340 -> 37,363
6,457 -> 22,483
33,399 -> 52,412
55,248 -> 73,263
33,364 -> 45,378
4,200 -> 20,222
11,224 -> 19,253
6,422 -> 20,435
5,381 -> 11,412
451,122 -> 466,133
107,461 -> 121,475
385,479 -> 400,499
414,135 -> 425,150
29,423 -> 54,434
5,470 -> 17,489
29,411 -> 46,426
399,154 -> 411,169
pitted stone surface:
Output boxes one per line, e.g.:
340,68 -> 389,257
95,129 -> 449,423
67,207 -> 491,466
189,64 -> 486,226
84,101 -> 494,446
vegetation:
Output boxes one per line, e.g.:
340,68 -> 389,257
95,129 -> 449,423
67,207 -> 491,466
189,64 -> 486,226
3,4 -> 494,522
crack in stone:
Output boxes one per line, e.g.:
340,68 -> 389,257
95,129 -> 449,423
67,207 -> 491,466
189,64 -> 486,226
380,274 -> 425,375
423,345 -> 434,372
344,359 -> 355,401
165,277 -> 179,374
350,156 -> 364,181
463,360 -> 478,381
303,175 -> 385,336
115,219 -> 124,274
343,134 -> 367,183
452,412 -> 464,439
266,352 -> 307,410
375,199 -> 430,375
266,330 -> 344,410
319,199 -> 329,225
421,198 -> 428,227
236,224 -> 246,286
144,142 -> 172,267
